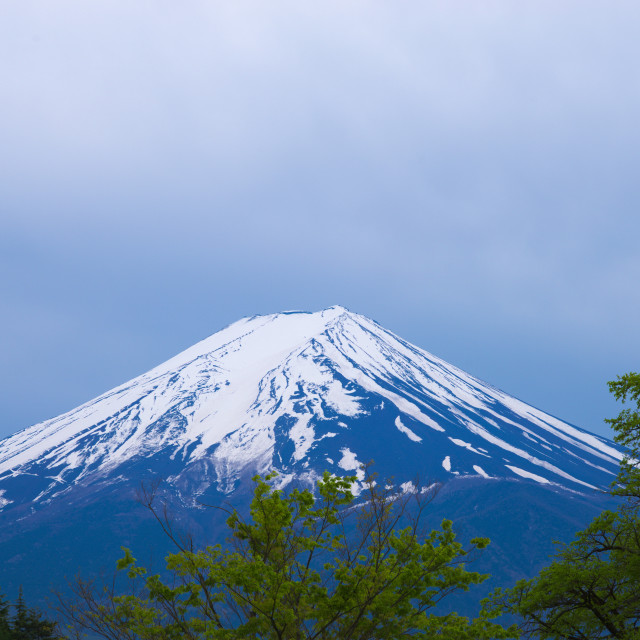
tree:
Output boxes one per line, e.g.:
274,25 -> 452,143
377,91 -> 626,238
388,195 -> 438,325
10,589 -> 30,640
493,509 -> 639,640
0,592 -> 11,640
60,470 -> 516,640
0,588 -> 59,640
606,372 -> 640,502
491,372 -> 640,640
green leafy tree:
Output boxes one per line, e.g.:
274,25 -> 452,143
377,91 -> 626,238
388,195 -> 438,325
491,372 -> 640,640
606,372 -> 640,502
61,470 -> 516,640
493,509 -> 639,640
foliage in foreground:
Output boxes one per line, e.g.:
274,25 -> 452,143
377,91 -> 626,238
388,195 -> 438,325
606,372 -> 640,503
492,372 -> 640,640
61,471 -> 516,640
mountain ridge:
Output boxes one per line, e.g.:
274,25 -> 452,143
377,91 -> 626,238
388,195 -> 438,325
0,306 -> 625,611
0,306 -> 623,512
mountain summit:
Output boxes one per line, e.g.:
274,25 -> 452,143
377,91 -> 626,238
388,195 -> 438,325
0,306 -> 622,515
0,307 -> 625,608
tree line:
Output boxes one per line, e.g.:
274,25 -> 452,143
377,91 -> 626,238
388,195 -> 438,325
0,588 -> 59,640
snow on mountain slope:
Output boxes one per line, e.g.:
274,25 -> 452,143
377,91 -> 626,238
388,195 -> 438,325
0,306 -> 624,511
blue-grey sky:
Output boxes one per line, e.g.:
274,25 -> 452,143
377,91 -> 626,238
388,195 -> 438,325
2,1 -> 639,441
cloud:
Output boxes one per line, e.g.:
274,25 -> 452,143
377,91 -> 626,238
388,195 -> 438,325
1,1 -> 639,437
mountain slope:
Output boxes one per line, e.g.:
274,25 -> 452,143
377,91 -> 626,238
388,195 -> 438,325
0,306 -> 625,609
0,306 -> 622,511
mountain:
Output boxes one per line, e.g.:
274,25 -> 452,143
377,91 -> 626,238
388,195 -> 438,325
0,306 -> 624,610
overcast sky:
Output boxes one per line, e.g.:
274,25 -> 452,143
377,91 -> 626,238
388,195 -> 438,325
2,1 -> 639,441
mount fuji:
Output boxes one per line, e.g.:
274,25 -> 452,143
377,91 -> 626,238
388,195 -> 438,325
0,306 -> 624,609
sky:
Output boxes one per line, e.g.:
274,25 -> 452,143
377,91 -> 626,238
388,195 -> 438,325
1,1 -> 639,441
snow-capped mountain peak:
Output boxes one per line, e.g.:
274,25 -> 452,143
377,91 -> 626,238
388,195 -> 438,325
0,307 -> 624,511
